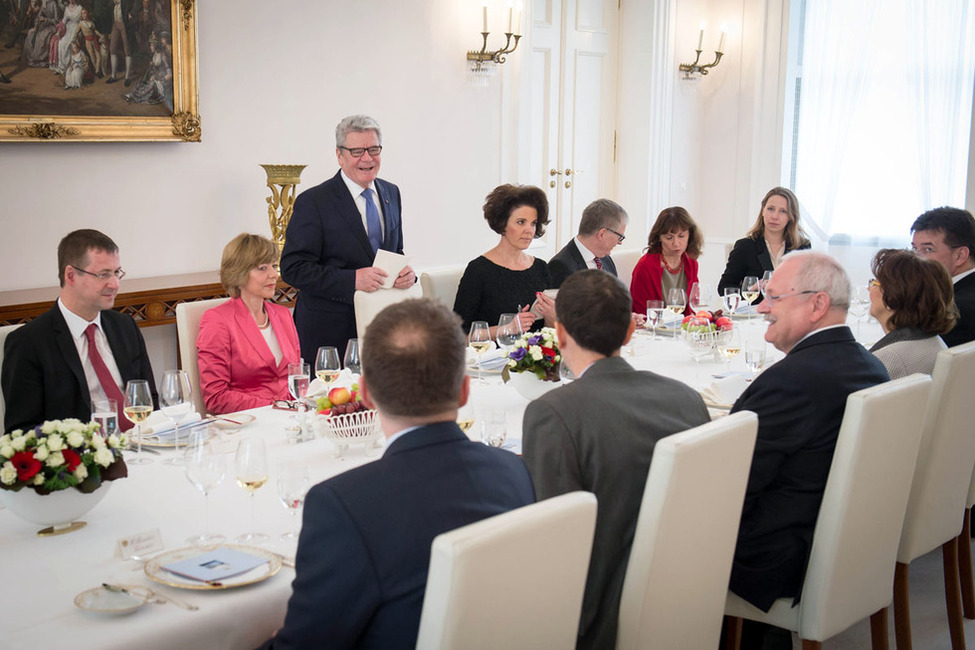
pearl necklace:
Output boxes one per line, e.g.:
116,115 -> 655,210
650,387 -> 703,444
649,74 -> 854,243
257,311 -> 271,330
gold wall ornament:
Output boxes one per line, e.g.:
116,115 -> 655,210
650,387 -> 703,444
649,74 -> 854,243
7,123 -> 80,139
261,165 -> 308,254
179,0 -> 195,31
171,112 -> 202,142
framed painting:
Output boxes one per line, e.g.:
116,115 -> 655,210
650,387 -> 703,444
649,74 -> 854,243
0,0 -> 199,142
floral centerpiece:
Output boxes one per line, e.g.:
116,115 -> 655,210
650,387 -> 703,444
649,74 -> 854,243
0,419 -> 127,495
501,327 -> 562,383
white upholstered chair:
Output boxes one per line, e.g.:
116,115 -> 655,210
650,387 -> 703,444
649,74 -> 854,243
415,491 -> 598,650
724,374 -> 933,650
616,411 -> 758,650
957,434 -> 975,619
611,249 -> 643,291
175,298 -> 229,417
419,267 -> 465,308
894,342 -> 975,650
353,283 -> 423,341
0,323 -> 24,427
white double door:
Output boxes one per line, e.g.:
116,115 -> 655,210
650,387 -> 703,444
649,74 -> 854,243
527,0 -> 619,246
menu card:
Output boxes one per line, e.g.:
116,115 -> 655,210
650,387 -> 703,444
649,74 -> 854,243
163,547 -> 268,583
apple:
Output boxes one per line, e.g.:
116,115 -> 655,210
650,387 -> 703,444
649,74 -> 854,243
715,316 -> 733,331
317,409 -> 329,416
329,386 -> 352,406
681,315 -> 694,326
695,310 -> 713,320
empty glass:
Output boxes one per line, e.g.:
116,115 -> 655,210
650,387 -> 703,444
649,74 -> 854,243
343,339 -> 361,375
277,464 -> 311,542
849,286 -> 870,340
481,411 -> 507,448
723,287 -> 741,315
160,369 -> 193,465
184,429 -> 226,546
91,398 -> 118,439
496,313 -> 521,352
689,282 -> 712,313
745,342 -> 767,373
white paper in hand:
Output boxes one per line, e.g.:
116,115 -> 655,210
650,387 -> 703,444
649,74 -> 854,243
373,250 -> 412,289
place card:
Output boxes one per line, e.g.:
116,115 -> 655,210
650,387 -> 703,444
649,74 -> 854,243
116,528 -> 164,560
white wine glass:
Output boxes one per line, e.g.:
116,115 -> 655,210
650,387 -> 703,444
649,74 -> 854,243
646,300 -> 664,340
717,327 -> 742,371
124,380 -> 153,465
689,282 -> 712,313
723,287 -> 741,315
468,321 -> 492,384
160,369 -> 192,466
184,429 -> 226,546
741,276 -> 761,311
315,346 -> 341,387
277,464 -> 311,542
496,313 -> 521,352
666,288 -> 687,338
343,339 -> 361,375
235,437 -> 269,544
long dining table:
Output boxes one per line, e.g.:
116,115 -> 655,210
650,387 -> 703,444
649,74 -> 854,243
0,313 -> 882,649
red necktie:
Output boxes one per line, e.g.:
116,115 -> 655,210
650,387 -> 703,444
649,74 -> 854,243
594,257 -> 603,270
84,323 -> 133,431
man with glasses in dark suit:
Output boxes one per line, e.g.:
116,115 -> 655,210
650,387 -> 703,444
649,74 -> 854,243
548,198 -> 627,288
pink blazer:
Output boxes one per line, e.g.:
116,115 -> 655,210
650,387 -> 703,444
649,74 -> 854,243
197,298 -> 301,415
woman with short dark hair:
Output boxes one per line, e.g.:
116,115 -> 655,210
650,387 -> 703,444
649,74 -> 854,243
453,184 -> 554,335
868,248 -> 957,378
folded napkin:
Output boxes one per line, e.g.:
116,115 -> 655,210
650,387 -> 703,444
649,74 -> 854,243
699,375 -> 748,408
307,368 -> 358,398
467,348 -> 509,371
141,410 -> 203,437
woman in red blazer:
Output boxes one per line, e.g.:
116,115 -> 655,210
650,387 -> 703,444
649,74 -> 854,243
630,207 -> 704,315
197,234 -> 301,414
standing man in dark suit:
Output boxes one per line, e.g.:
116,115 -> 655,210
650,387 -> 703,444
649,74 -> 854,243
522,270 -> 710,650
263,298 -> 534,649
729,251 -> 888,649
911,206 -> 975,347
281,114 -> 416,365
548,198 -> 627,288
2,229 -> 156,433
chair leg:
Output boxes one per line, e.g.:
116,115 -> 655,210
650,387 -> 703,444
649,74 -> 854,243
870,607 -> 889,650
722,615 -> 742,650
942,537 -> 967,650
801,640 -> 822,650
959,508 -> 975,619
894,561 -> 912,650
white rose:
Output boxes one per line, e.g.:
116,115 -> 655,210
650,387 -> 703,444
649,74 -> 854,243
0,434 -> 9,446
24,431 -> 36,442
0,444 -> 13,459
46,434 -> 64,451
530,348 -> 543,361
46,451 -> 64,468
73,464 -> 88,481
33,473 -> 44,485
94,448 -> 114,467
91,435 -> 106,450
40,421 -> 57,434
33,445 -> 49,461
10,436 -> 26,452
507,359 -> 517,367
0,462 -> 16,485
66,431 -> 84,448
107,434 -> 121,449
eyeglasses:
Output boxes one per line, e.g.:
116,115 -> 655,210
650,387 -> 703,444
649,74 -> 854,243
763,290 -> 820,305
605,227 -> 626,244
868,278 -> 880,288
338,145 -> 382,158
71,265 -> 125,281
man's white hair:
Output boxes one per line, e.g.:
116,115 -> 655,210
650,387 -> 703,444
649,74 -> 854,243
782,250 -> 851,313
335,115 -> 382,148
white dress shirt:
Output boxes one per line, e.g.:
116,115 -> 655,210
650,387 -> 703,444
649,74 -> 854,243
57,298 -> 124,404
340,170 -> 385,241
573,237 -> 600,270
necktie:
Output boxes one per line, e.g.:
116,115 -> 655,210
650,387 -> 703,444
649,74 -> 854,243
84,323 -> 133,431
594,257 -> 603,270
362,188 -> 383,254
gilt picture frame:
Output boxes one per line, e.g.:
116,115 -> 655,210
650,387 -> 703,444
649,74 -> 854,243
0,0 -> 199,142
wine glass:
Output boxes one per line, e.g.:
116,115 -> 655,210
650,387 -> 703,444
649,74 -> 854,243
235,437 -> 269,544
496,313 -> 521,352
481,410 -> 507,448
689,282 -> 712,313
124,380 -> 153,465
288,361 -> 310,433
160,369 -> 192,466
343,339 -> 361,375
184,429 -> 226,546
666,287 -> 687,323
91,398 -> 118,440
646,300 -> 664,340
277,465 -> 311,542
741,276 -> 761,312
314,346 -> 341,387
723,287 -> 741,315
760,270 -> 774,298
468,321 -> 492,384
717,326 -> 742,371
684,316 -> 715,364
849,286 -> 870,340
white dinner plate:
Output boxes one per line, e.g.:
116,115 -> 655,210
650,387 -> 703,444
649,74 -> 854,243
212,413 -> 256,430
144,544 -> 282,590
74,585 -> 147,616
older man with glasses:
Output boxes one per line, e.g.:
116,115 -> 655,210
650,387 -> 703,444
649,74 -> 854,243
2,229 -> 156,433
281,114 -> 416,367
727,251 -> 888,649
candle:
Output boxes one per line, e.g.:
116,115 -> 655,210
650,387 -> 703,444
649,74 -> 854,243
514,6 -> 521,34
718,27 -> 726,53
697,27 -> 704,51
508,7 -> 513,33
483,4 -> 488,32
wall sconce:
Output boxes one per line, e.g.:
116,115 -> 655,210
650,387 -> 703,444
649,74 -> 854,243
467,3 -> 522,85
679,25 -> 726,78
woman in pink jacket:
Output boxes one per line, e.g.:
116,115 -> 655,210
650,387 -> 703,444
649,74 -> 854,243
197,234 -> 301,414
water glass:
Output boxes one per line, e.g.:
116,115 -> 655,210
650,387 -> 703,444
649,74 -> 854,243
646,300 -> 664,339
160,369 -> 193,465
278,464 -> 311,542
723,287 -> 741,315
184,429 -> 226,546
745,342 -> 767,373
91,398 -> 118,439
481,410 -> 507,448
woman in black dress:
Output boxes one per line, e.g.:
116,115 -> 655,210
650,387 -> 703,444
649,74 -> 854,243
453,184 -> 555,335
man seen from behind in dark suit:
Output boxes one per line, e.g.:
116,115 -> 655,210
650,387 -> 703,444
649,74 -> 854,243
263,298 -> 535,649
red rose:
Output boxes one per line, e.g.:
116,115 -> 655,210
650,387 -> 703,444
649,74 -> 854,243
541,346 -> 556,360
11,451 -> 42,481
62,448 -> 81,472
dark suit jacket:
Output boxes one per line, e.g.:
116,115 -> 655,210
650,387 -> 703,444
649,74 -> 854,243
548,239 -> 618,288
944,272 -> 975,347
728,327 -> 888,611
2,303 -> 156,433
717,237 -> 811,302
265,421 -> 535,649
280,171 -> 404,365
522,357 -> 710,650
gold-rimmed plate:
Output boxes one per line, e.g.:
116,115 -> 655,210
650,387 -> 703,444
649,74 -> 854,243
144,544 -> 282,590
137,428 -> 215,449
74,585 -> 147,616
212,413 -> 256,430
